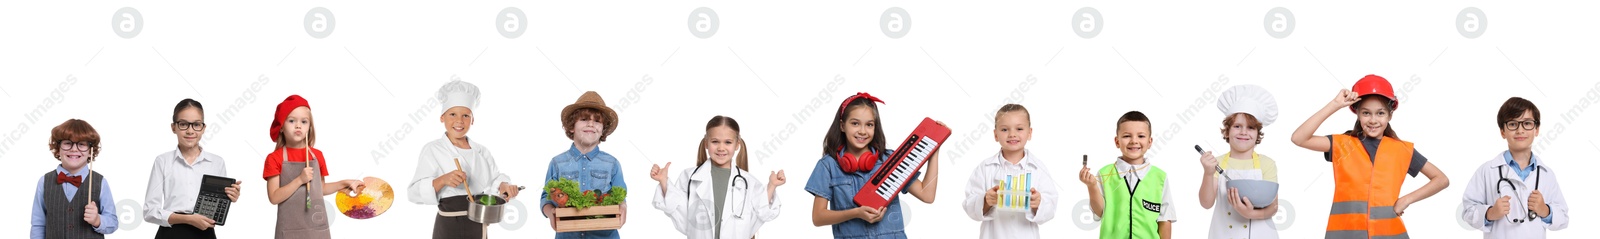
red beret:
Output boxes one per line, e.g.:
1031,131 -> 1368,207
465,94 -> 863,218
270,95 -> 311,142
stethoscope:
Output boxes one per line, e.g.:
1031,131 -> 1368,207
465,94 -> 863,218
688,153 -> 749,218
1495,164 -> 1543,223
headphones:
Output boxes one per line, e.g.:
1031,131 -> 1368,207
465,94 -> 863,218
837,149 -> 877,174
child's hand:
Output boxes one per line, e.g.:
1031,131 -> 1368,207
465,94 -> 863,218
434,170 -> 467,189
226,180 -> 243,202
1029,188 -> 1042,212
1198,151 -> 1218,174
181,213 -> 217,230
1078,166 -> 1099,186
1488,195 -> 1512,219
1393,196 -> 1412,217
856,206 -> 883,223
768,170 -> 786,188
342,179 -> 365,193
546,211 -> 558,230
499,182 -> 521,201
984,185 -> 1000,207
299,166 -> 317,184
649,162 -> 672,185
1529,190 -> 1549,217
1328,89 -> 1359,109
1228,188 -> 1254,211
83,201 -> 100,227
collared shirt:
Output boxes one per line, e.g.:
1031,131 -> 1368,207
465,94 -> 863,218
1502,151 -> 1540,181
962,150 -> 1060,239
408,135 -> 512,205
803,149 -> 922,239
541,144 -> 626,239
144,148 -> 229,227
1093,158 -> 1177,222
32,165 -> 118,238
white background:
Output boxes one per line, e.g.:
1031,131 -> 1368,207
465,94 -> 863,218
2,1 -> 1597,238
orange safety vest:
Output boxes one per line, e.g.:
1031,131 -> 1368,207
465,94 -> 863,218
1325,134 -> 1412,239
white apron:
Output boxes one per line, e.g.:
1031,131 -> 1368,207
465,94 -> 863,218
1207,153 -> 1277,239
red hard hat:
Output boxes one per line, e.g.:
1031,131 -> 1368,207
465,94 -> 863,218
1350,74 -> 1398,112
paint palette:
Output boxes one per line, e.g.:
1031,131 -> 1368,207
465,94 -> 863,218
336,177 -> 394,219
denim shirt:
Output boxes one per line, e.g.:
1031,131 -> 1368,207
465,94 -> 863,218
804,149 -> 922,239
541,144 -> 627,239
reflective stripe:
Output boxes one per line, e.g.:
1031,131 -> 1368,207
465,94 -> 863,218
1329,201 -> 1368,215
1371,233 -> 1411,239
1369,206 -> 1399,219
1325,230 -> 1368,239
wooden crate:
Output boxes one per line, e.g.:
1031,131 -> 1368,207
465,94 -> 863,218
553,205 -> 622,232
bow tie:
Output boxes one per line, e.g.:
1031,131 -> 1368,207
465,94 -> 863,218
56,172 -> 82,187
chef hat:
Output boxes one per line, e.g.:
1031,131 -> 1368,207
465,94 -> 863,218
437,80 -> 480,113
1216,84 -> 1278,126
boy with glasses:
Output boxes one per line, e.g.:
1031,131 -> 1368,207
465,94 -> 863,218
31,119 -> 119,238
1460,97 -> 1569,238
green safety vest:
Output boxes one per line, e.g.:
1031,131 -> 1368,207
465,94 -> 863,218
1098,165 -> 1166,239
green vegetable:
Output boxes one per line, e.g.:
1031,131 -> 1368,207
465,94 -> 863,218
543,178 -> 580,207
476,194 -> 501,206
566,190 -> 597,209
541,178 -> 628,210
600,186 -> 627,206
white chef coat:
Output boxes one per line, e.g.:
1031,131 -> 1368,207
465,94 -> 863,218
407,135 -> 511,205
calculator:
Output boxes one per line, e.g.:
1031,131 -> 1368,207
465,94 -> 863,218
191,175 -> 236,225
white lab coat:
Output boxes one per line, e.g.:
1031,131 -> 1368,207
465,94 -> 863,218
962,150 -> 1060,239
1460,152 -> 1569,238
653,161 -> 781,239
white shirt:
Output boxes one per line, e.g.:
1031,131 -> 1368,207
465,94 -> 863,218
962,150 -> 1060,239
1094,158 -> 1177,222
143,148 -> 228,227
408,135 -> 512,205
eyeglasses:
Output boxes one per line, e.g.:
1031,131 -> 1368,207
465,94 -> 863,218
57,140 -> 96,151
174,121 -> 207,131
1504,120 -> 1538,131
